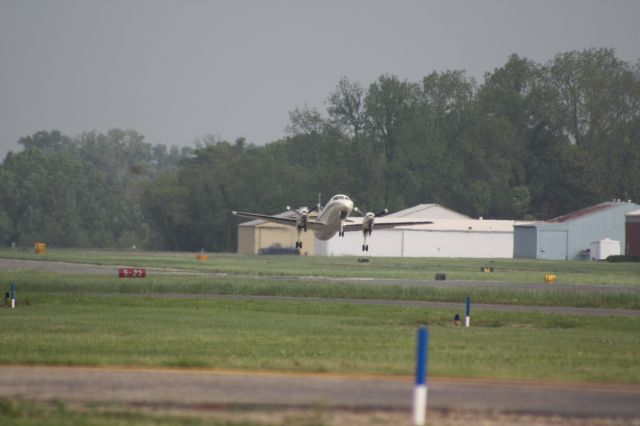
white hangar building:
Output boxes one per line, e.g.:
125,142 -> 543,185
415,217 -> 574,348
315,204 -> 520,258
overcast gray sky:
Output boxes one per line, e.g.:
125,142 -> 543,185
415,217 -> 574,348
1,0 -> 639,158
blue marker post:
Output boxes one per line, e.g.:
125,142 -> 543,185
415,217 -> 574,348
413,327 -> 429,425
465,296 -> 471,327
10,283 -> 16,309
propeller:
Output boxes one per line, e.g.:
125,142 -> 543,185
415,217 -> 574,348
353,206 -> 387,252
286,205 -> 318,232
353,207 -> 389,235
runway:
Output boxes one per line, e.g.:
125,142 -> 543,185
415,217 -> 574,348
2,366 -> 639,418
2,258 -> 639,294
3,258 -> 639,317
2,258 -> 640,420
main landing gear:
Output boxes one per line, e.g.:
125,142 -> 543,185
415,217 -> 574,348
296,227 -> 304,249
362,228 -> 372,252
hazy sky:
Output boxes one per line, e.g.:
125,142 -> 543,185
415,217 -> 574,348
1,0 -> 639,158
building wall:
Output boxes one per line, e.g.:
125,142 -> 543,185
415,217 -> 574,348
513,226 -> 537,259
256,227 -> 294,251
237,226 -> 255,255
316,228 -> 514,258
403,230 -> 514,258
315,230 -> 403,256
538,227 -> 569,260
626,215 -> 640,257
237,223 -> 316,255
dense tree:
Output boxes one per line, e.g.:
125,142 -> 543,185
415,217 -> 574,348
0,130 -> 188,247
2,48 -> 638,251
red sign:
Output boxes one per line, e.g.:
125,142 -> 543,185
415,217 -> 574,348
118,268 -> 146,278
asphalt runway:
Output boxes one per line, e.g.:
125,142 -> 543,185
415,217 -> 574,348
2,366 -> 639,418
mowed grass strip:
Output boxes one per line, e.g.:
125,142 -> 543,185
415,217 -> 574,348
3,270 -> 639,310
2,248 -> 639,285
0,399 -> 288,426
1,294 -> 639,384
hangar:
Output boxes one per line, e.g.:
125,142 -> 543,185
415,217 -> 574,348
514,201 -> 640,260
315,204 -> 521,258
236,204 -> 465,257
236,203 -> 526,258
236,210 -> 316,256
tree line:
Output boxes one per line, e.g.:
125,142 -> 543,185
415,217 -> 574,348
1,48 -> 638,251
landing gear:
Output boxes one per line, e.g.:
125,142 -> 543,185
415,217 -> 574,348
362,229 -> 371,252
296,227 -> 303,249
338,230 -> 345,237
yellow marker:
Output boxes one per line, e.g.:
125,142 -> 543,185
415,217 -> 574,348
196,254 -> 208,261
34,242 -> 47,254
545,274 -> 557,284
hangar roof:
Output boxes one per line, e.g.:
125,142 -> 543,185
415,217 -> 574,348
397,219 -> 523,233
547,201 -> 637,223
626,209 -> 640,217
386,204 -> 470,220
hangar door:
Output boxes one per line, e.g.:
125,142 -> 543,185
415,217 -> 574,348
538,230 -> 568,260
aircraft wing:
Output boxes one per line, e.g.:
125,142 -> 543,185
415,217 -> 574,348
342,218 -> 433,231
232,211 -> 325,230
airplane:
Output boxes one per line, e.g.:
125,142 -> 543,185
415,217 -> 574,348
232,194 -> 433,252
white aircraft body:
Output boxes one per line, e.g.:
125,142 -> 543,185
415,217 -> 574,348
232,194 -> 432,252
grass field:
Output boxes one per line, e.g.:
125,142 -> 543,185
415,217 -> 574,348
0,399 -> 301,426
1,294 -> 639,384
2,248 -> 640,285
1,249 -> 639,390
2,269 -> 639,310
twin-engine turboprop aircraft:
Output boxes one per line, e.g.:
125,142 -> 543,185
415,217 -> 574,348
232,194 -> 432,251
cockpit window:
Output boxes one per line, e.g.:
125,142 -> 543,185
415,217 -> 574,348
331,195 -> 351,201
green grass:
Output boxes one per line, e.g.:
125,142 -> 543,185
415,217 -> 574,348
1,294 -> 639,384
2,270 -> 639,310
2,248 -> 640,285
0,399 -> 303,426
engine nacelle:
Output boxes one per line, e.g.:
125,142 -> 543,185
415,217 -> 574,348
297,213 -> 308,231
288,206 -> 311,232
362,213 -> 375,235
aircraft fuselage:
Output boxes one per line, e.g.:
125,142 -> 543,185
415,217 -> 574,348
313,194 -> 354,240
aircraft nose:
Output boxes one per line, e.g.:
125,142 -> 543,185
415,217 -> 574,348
345,199 -> 354,212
